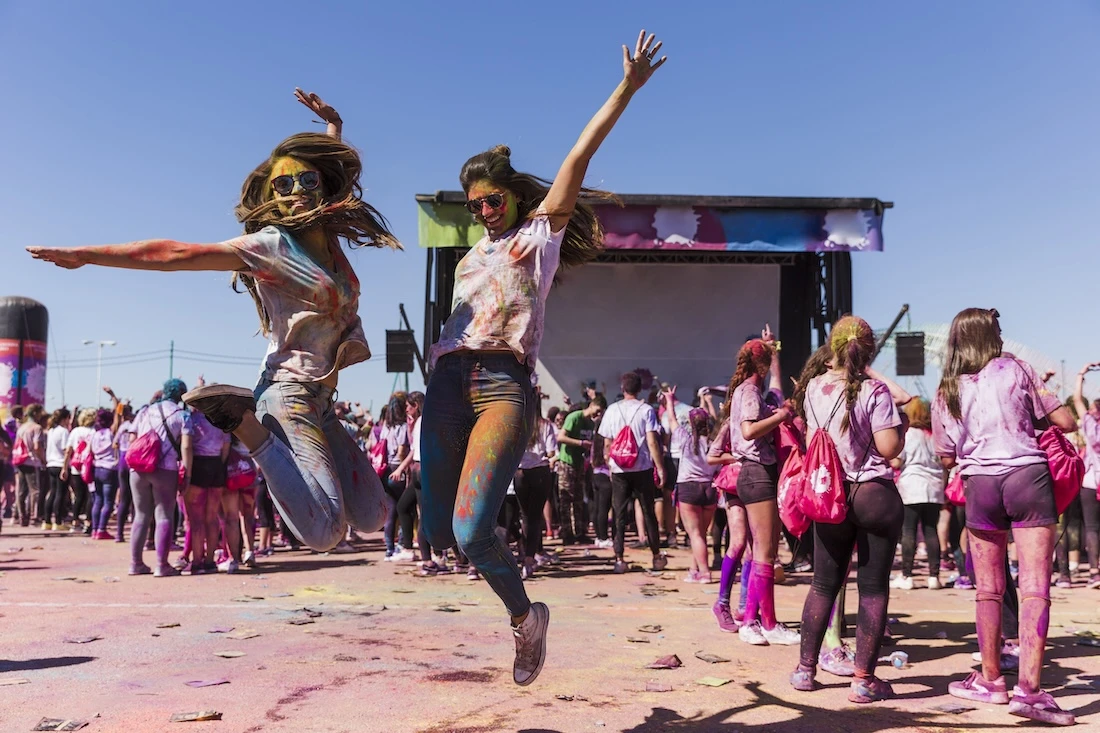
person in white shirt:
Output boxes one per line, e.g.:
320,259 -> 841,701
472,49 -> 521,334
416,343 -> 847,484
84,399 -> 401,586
890,398 -> 945,590
44,408 -> 72,529
598,371 -> 667,574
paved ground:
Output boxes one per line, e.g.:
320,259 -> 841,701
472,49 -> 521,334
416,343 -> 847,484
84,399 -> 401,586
1,526 -> 1099,733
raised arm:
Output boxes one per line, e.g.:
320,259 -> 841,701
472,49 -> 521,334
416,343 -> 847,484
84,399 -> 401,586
27,239 -> 245,272
295,88 -> 343,141
1074,363 -> 1098,420
865,366 -> 913,407
541,30 -> 667,232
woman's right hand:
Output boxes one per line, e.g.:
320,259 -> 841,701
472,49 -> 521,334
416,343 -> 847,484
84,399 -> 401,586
26,247 -> 88,269
622,30 -> 667,92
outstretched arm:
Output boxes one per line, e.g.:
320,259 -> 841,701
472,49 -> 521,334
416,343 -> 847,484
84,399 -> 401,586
541,30 -> 667,233
27,239 -> 245,272
1074,363 -> 1098,420
295,88 -> 343,140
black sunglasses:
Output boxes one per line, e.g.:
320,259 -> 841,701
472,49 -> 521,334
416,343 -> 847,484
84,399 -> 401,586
271,170 -> 321,196
465,193 -> 506,215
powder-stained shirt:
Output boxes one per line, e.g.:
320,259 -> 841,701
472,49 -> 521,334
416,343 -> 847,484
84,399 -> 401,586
932,357 -> 1061,477
133,401 -> 192,473
520,419 -> 558,470
1081,413 -> 1100,489
804,372 -> 901,483
228,226 -> 370,383
91,428 -> 119,470
673,426 -> 717,483
728,382 -> 777,466
191,411 -> 229,458
896,427 -> 943,504
429,212 -> 563,370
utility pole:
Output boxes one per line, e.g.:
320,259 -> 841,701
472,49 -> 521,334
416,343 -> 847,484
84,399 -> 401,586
83,339 -> 117,406
169,340 -> 174,379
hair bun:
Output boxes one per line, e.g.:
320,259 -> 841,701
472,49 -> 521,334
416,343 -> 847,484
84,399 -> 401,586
489,144 -> 511,159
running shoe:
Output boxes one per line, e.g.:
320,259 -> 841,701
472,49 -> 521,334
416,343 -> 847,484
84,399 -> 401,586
738,621 -> 769,646
819,643 -> 856,677
594,538 -> 614,549
128,563 -> 152,576
927,576 -> 943,590
467,567 -> 480,580
790,666 -> 816,692
890,574 -> 914,591
154,565 -> 179,578
762,622 -> 801,646
182,384 -> 257,432
948,671 -> 1010,704
329,541 -> 358,555
217,559 -> 240,574
243,550 -> 257,568
849,677 -> 893,704
971,642 -> 1020,671
1055,576 -> 1072,589
953,576 -> 975,590
652,555 -> 668,572
512,602 -> 550,686
712,601 -> 739,633
613,560 -> 629,574
1087,574 -> 1100,590
1008,687 -> 1075,726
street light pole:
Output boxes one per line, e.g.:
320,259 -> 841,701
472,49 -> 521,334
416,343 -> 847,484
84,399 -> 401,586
83,339 -> 118,406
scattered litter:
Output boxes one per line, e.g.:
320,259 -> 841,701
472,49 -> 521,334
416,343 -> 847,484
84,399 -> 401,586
639,585 -> 678,597
1074,630 -> 1097,638
930,701 -> 975,714
645,654 -> 682,670
435,605 -> 460,613
63,636 -> 101,644
30,546 -> 44,550
287,618 -> 315,626
584,592 -> 607,599
391,589 -> 415,594
170,711 -> 223,722
213,651 -> 245,658
270,592 -> 293,598
934,631 -> 948,639
302,608 -> 323,618
32,719 -> 88,731
0,678 -> 30,686
694,652 -> 729,664
227,630 -> 260,640
333,654 -> 356,662
1076,638 -> 1100,648
72,578 -> 93,584
458,600 -> 480,606
156,622 -> 181,629
638,625 -> 662,634
185,679 -> 230,688
696,676 -> 732,687
230,595 -> 264,602
102,577 -> 120,583
208,627 -> 234,634
645,681 -> 673,692
3,547 -> 22,554
626,637 -> 650,644
554,694 -> 589,702
52,576 -> 76,581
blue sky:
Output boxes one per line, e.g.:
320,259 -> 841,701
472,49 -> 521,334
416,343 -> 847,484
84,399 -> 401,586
2,1 -> 1097,411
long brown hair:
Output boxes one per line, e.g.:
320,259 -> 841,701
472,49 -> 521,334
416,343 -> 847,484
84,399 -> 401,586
792,345 -> 833,420
904,397 -> 932,430
829,316 -> 876,432
937,308 -> 1003,421
233,133 -> 401,335
719,339 -> 774,425
459,145 -> 614,270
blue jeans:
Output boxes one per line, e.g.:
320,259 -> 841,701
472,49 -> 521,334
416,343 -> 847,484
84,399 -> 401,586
251,378 -> 387,551
420,353 -> 537,617
92,466 -> 119,533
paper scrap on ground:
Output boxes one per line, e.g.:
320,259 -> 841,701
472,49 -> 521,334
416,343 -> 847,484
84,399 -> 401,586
185,679 -> 230,688
63,636 -> 101,644
645,681 -> 673,692
287,618 -> 315,625
696,676 -> 732,687
213,651 -> 245,658
930,701 -> 975,714
645,654 -> 682,670
227,630 -> 260,640
208,627 -> 234,634
32,719 -> 88,731
584,592 -> 608,599
694,652 -> 730,664
156,622 -> 181,629
626,636 -> 650,644
638,625 -> 662,634
0,678 -> 30,686
170,711 -> 223,722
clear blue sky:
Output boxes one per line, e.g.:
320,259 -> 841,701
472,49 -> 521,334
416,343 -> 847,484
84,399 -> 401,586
3,1 -> 1097,411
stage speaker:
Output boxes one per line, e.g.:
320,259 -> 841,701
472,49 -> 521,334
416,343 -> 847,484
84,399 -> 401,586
386,330 -> 416,373
895,332 -> 925,376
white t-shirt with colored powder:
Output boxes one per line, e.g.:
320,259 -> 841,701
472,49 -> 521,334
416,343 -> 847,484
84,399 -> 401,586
597,398 -> 660,474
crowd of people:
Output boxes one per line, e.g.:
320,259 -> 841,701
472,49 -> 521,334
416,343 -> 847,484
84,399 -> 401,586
17,26 -> 1094,727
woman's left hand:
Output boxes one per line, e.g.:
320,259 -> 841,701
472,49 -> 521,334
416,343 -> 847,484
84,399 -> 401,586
294,88 -> 342,126
623,30 -> 667,91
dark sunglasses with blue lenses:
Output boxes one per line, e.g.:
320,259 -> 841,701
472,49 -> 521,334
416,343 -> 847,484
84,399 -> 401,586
271,170 -> 321,196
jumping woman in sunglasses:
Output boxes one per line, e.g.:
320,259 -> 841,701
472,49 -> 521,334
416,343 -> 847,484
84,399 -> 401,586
28,89 -> 398,553
419,30 -> 667,687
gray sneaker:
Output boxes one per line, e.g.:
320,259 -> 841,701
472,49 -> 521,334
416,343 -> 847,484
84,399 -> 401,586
512,602 -> 550,686
182,385 -> 256,432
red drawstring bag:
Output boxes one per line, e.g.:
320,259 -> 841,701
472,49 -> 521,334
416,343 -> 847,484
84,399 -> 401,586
1039,427 -> 1084,514
797,397 -> 849,525
609,404 -> 645,469
945,472 -> 965,506
778,447 -> 811,536
10,436 -> 29,466
369,438 -> 387,476
713,462 -> 741,494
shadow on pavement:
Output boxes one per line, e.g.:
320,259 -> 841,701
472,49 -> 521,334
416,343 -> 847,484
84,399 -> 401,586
0,655 -> 96,673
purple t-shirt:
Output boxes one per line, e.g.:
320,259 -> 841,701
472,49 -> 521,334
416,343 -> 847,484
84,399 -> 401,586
728,381 -> 776,466
90,428 -> 118,470
932,357 -> 1061,477
133,402 -> 192,472
381,422 -> 408,467
191,411 -> 229,458
673,426 -> 717,483
804,372 -> 901,483
1082,413 -> 1100,489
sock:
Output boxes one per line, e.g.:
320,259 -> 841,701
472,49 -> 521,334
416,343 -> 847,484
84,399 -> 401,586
718,556 -> 737,606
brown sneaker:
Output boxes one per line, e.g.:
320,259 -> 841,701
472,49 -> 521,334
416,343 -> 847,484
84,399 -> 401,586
182,385 -> 256,432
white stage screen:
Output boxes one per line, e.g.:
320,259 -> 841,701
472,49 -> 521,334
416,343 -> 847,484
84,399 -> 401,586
534,262 -> 780,406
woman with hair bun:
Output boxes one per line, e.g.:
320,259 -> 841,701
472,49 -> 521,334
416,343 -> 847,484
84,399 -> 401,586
419,31 -> 667,686
27,90 -> 395,556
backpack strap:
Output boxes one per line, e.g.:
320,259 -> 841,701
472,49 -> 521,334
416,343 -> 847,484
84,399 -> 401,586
157,402 -> 183,461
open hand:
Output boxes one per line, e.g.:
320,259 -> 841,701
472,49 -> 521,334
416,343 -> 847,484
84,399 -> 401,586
26,247 -> 88,269
761,323 -> 776,344
622,30 -> 667,91
294,88 -> 342,126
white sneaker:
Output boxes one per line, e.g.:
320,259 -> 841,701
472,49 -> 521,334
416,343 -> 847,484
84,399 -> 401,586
512,602 -> 550,686
738,620 -> 769,646
927,576 -> 943,590
217,559 -> 239,574
890,574 -> 914,591
762,622 -> 801,646
595,538 -> 614,549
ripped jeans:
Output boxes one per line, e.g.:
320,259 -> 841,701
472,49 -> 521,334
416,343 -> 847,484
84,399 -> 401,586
420,353 -> 537,617
251,378 -> 387,551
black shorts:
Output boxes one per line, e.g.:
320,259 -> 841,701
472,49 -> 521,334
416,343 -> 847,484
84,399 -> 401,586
191,455 -> 227,489
965,463 -> 1057,531
675,481 -> 717,507
736,460 -> 778,505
